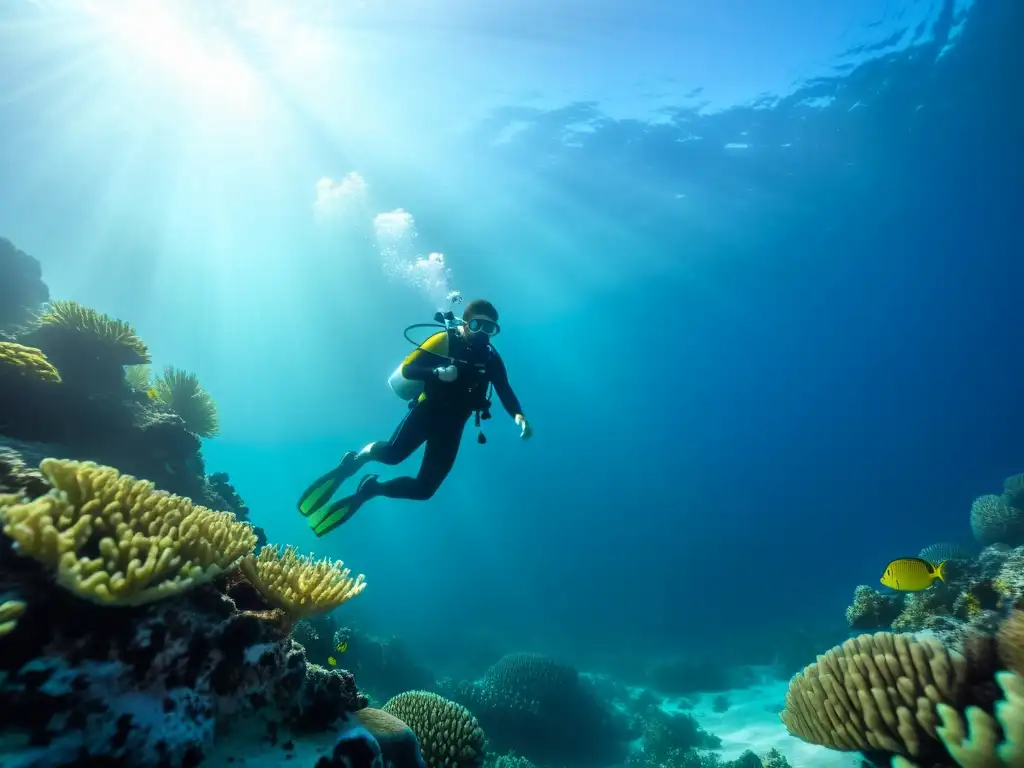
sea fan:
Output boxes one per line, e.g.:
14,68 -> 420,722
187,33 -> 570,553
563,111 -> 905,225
919,542 -> 977,564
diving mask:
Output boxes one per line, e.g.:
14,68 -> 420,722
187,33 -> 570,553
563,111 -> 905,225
467,317 -> 500,336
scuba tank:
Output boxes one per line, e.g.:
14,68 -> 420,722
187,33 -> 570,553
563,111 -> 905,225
387,309 -> 462,401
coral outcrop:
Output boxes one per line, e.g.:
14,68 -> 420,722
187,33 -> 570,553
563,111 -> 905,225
969,473 -> 1024,548
447,652 -> 632,767
846,584 -> 905,630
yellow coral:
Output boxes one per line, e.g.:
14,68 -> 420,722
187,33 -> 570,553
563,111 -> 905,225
241,544 -> 366,620
0,599 -> 26,637
37,300 -> 150,364
962,593 -> 982,618
0,458 -> 257,606
0,341 -> 61,383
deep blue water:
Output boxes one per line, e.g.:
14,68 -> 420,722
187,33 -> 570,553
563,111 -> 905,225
0,0 -> 1021,680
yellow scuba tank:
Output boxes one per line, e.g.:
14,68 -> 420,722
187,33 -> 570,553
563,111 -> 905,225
387,330 -> 451,400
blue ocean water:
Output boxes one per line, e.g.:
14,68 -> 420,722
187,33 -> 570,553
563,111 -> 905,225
0,0 -> 1021,758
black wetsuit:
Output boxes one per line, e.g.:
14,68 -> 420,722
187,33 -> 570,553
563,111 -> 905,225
359,334 -> 523,501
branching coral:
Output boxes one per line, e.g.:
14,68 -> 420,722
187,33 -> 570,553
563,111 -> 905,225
35,299 -> 150,364
0,341 -> 61,383
241,544 -> 366,620
780,632 -> 967,758
382,690 -> 487,768
153,365 -> 220,438
0,458 -> 257,605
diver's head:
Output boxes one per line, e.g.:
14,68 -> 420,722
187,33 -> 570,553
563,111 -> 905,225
461,298 -> 500,345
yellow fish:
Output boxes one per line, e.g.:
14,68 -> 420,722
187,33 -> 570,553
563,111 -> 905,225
145,387 -> 159,401
880,557 -> 947,592
335,641 -> 348,654
327,656 -> 337,666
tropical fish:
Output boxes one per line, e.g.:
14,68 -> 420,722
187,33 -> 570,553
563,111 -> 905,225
880,557 -> 947,592
145,387 -> 159,401
327,656 -> 337,666
335,641 -> 348,654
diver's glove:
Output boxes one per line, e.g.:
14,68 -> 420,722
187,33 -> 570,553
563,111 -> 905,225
434,364 -> 459,382
515,413 -> 533,440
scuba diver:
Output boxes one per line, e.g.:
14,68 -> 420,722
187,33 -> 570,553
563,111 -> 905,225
298,298 -> 532,536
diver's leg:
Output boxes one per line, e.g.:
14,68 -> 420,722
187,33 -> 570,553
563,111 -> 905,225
356,403 -> 432,467
307,407 -> 439,535
367,416 -> 466,501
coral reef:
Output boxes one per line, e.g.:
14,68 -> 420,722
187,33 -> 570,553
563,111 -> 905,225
446,652 -> 632,767
780,609 -> 1024,767
382,690 -> 486,768
0,537 -> 367,766
0,237 -> 49,333
841,544 -> 1024,648
0,238 -> 245,535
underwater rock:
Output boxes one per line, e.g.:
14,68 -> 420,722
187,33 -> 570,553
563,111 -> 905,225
0,536 -> 366,768
313,716 -> 385,768
209,471 -> 251,520
0,237 -> 49,334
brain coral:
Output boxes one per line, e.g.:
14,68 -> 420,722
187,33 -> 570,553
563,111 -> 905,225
381,690 -> 486,768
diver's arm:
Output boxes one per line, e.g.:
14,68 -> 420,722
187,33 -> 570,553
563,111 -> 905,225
489,354 -> 524,418
401,359 -> 440,381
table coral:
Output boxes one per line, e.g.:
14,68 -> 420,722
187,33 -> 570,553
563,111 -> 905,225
0,458 -> 258,606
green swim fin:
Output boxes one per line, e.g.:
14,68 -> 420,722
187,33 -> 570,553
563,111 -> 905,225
297,452 -> 361,517
309,475 -> 379,537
